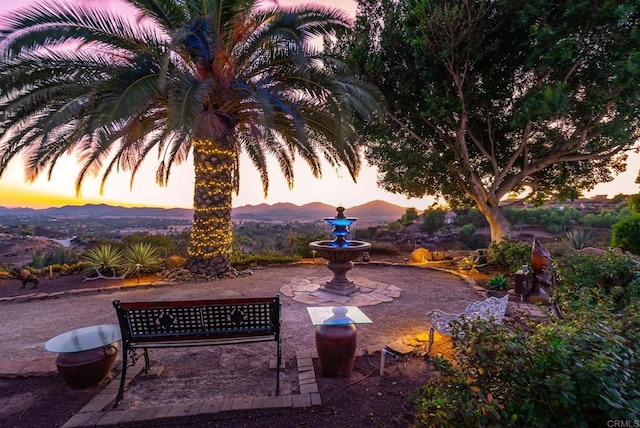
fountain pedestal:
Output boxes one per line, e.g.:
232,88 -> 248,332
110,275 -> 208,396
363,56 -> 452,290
326,260 -> 356,293
309,243 -> 371,295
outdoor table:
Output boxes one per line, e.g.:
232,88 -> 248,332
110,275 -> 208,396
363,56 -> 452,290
44,324 -> 121,389
307,306 -> 372,377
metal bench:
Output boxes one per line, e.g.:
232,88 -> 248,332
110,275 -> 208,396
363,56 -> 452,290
425,294 -> 509,354
112,296 -> 281,407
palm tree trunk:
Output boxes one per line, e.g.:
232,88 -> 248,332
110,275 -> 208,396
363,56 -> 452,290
186,138 -> 235,277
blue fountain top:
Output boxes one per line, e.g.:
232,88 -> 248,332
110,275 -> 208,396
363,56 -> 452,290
320,206 -> 362,247
323,217 -> 357,227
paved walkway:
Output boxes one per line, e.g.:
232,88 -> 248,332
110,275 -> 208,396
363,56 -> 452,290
0,262 -> 549,427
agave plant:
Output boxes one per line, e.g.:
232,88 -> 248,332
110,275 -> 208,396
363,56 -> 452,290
562,229 -> 594,250
487,274 -> 509,290
121,243 -> 162,277
457,254 -> 485,274
82,245 -> 124,279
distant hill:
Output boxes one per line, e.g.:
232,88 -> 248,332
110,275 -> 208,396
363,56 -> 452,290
231,200 -> 405,222
232,202 -> 335,221
0,200 -> 407,223
346,200 -> 407,221
0,204 -> 192,219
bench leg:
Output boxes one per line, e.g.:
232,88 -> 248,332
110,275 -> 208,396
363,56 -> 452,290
113,347 -> 151,408
113,347 -> 129,408
275,339 -> 281,396
425,327 -> 435,356
143,348 -> 150,373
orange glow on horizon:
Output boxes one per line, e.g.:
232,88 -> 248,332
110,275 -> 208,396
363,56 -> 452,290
0,184 -> 178,209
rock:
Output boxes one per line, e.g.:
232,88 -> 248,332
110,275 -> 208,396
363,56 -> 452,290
407,247 -> 432,265
578,246 -> 611,256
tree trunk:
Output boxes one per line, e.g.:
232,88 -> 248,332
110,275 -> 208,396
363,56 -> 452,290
477,202 -> 512,243
185,138 -> 235,277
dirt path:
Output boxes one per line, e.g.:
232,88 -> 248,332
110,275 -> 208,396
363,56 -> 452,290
0,263 -> 481,362
1,263 -> 484,420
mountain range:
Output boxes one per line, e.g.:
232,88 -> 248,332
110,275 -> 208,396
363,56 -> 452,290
0,200 -> 407,223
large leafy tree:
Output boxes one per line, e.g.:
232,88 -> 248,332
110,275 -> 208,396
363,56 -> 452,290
339,0 -> 640,241
0,0 -> 380,276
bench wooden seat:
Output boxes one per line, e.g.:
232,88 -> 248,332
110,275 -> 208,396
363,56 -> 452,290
112,296 -> 281,407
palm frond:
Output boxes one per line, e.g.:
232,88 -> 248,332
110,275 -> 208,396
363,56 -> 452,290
0,0 -> 381,206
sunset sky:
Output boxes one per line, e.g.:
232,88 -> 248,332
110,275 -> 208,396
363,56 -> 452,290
0,0 -> 638,210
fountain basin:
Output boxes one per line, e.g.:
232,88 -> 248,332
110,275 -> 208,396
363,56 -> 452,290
309,240 -> 371,263
310,240 -> 371,295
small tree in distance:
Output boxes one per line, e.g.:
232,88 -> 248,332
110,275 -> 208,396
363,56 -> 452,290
627,194 -> 640,215
422,208 -> 446,232
400,207 -> 419,225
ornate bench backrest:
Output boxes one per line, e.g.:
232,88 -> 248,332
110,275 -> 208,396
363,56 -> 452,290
427,294 -> 509,336
461,295 -> 509,323
113,296 -> 280,345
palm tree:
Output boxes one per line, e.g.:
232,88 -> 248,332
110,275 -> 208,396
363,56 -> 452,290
0,0 -> 381,277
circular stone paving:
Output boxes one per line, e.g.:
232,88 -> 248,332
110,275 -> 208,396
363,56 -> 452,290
280,273 -> 403,306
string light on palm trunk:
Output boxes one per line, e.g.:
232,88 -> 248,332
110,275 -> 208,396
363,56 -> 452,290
189,139 -> 236,259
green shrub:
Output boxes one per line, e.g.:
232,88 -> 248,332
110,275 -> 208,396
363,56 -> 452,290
581,209 -> 628,228
628,193 -> 640,215
293,232 -> 331,257
42,262 -> 86,275
555,251 -> 640,312
611,214 -> 640,254
504,206 -> 581,232
458,223 -> 476,240
488,239 -> 531,273
423,208 -> 447,231
414,312 -> 640,426
386,220 -> 403,230
354,226 -> 379,241
457,223 -> 489,249
452,208 -> 489,228
400,207 -> 419,225
231,253 -> 300,268
38,247 -> 81,268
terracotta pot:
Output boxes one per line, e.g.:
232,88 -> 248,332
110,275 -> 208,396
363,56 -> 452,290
56,342 -> 119,389
315,324 -> 357,378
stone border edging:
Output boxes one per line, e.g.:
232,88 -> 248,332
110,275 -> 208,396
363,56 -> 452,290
0,281 -> 179,304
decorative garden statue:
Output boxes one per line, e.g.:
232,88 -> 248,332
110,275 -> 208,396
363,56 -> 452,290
528,239 -> 553,304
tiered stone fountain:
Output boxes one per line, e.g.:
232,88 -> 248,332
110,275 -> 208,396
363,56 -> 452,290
309,206 -> 371,296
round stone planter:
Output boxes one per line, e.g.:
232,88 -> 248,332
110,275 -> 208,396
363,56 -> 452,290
315,323 -> 357,378
45,324 -> 122,389
55,343 -> 119,389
